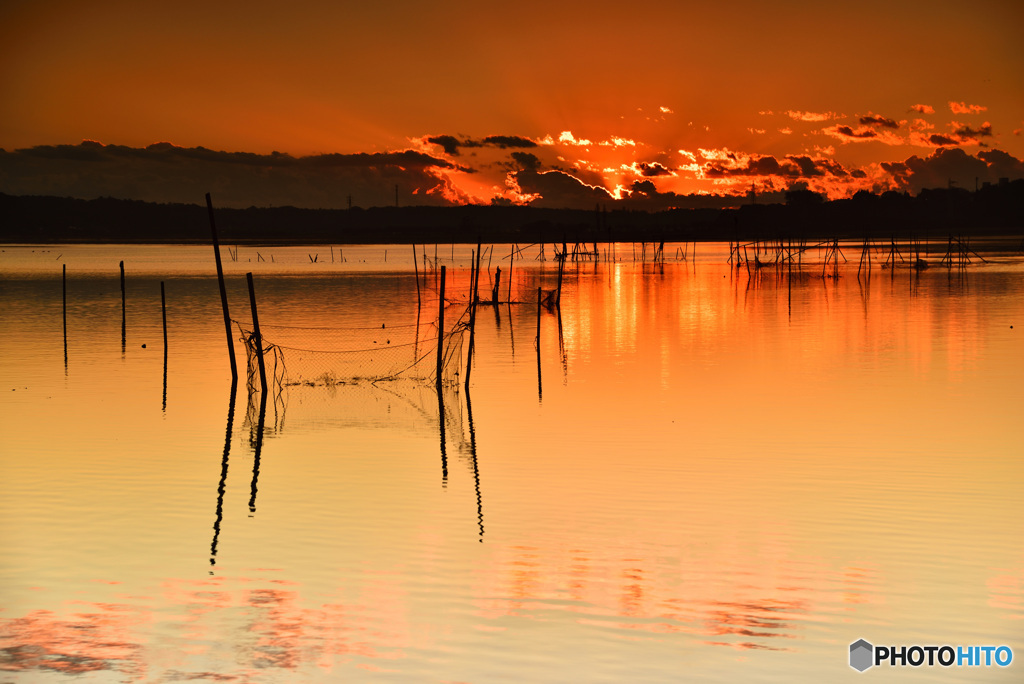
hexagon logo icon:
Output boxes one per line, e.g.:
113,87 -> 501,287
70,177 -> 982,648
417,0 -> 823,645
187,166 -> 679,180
850,639 -> 874,672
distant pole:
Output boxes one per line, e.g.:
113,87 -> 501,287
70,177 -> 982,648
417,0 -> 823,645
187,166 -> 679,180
246,272 -> 268,396
464,260 -> 479,390
161,281 -> 168,353
413,243 -> 421,308
555,256 -> 564,307
120,260 -> 126,352
207,193 -> 238,383
507,245 -> 515,302
62,264 -> 67,369
436,265 -> 446,388
536,286 -> 542,402
161,281 -> 168,411
464,240 -> 482,391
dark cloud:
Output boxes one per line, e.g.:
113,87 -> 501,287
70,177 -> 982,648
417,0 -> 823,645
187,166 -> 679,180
859,115 -> 900,129
953,123 -> 993,139
637,162 -> 673,177
928,134 -> 959,146
427,134 -> 536,156
704,154 -> 850,179
512,169 -> 613,209
787,156 -> 824,177
880,147 -> 1024,194
618,180 -> 747,210
836,126 -> 877,139
977,148 -> 1024,178
481,135 -> 537,149
510,151 -> 541,172
0,141 -> 462,208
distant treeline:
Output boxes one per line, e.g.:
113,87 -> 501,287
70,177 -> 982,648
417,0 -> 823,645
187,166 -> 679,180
2,182 -> 1022,245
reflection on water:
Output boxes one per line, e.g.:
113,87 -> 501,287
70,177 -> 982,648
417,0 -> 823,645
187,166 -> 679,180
1,243 -> 1022,682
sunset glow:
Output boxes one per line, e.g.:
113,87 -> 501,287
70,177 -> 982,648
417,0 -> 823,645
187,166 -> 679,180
1,1 -> 1022,209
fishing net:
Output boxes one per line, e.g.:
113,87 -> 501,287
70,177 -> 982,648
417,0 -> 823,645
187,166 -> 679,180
235,304 -> 470,394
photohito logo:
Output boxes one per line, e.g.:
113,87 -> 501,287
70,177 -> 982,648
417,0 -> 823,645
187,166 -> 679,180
849,639 -> 1013,672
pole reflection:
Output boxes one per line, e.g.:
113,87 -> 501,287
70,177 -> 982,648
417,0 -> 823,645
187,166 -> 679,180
209,378 -> 238,570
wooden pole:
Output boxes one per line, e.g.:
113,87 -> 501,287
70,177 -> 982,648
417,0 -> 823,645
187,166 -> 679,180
555,256 -> 564,306
464,243 -> 481,391
161,281 -> 168,412
161,281 -> 168,353
436,265 -> 446,388
207,193 -> 238,383
413,243 -> 421,309
62,264 -> 67,369
507,245 -> 514,302
120,260 -> 126,352
536,286 -> 542,402
246,272 -> 268,396
492,267 -> 501,304
435,264 -> 448,484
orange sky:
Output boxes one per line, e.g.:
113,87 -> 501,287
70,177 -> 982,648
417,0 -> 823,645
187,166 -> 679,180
2,0 -> 1023,207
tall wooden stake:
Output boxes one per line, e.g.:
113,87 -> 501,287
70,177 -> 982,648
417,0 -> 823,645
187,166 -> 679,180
464,243 -> 481,391
246,272 -> 268,396
207,193 -> 238,383
413,243 -> 421,308
120,260 -> 126,352
536,286 -> 542,401
435,264 -> 448,485
62,264 -> 67,370
161,281 -> 168,412
555,256 -> 564,307
436,265 -> 446,388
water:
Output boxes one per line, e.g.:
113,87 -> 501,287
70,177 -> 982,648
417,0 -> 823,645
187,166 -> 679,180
1,243 -> 1022,682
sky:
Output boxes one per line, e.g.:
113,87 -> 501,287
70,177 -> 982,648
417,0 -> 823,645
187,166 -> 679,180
2,0 -> 1024,209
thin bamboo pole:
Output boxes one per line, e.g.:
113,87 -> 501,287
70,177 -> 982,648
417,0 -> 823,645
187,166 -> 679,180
62,264 -> 67,370
436,266 -> 446,388
246,272 -> 268,396
120,260 -> 126,352
207,193 -> 238,383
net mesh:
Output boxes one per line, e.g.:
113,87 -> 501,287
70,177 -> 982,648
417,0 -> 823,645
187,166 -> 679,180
235,304 -> 470,394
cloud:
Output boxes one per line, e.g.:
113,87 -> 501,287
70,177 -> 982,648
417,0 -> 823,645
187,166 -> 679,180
859,114 -> 901,129
927,134 -> 959,146
824,125 -> 904,145
837,126 -> 877,139
785,110 -> 840,122
952,122 -> 993,139
426,135 -> 462,155
977,149 -> 1024,178
425,134 -> 537,155
511,169 -> 613,209
510,151 -> 541,172
702,153 -> 851,179
558,131 -> 593,146
910,104 -> 935,114
949,101 -> 987,114
912,122 -> 994,148
880,147 -> 1024,194
635,161 -> 674,177
481,135 -> 538,149
0,141 -> 464,208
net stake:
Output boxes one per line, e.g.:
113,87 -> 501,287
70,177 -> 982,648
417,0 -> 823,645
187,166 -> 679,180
246,272 -> 268,395
207,193 -> 238,383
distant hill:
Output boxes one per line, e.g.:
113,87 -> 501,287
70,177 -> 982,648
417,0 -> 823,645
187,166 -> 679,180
2,183 -> 1022,245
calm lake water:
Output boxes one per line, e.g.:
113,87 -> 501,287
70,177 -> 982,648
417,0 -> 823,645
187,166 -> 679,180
1,242 -> 1022,682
